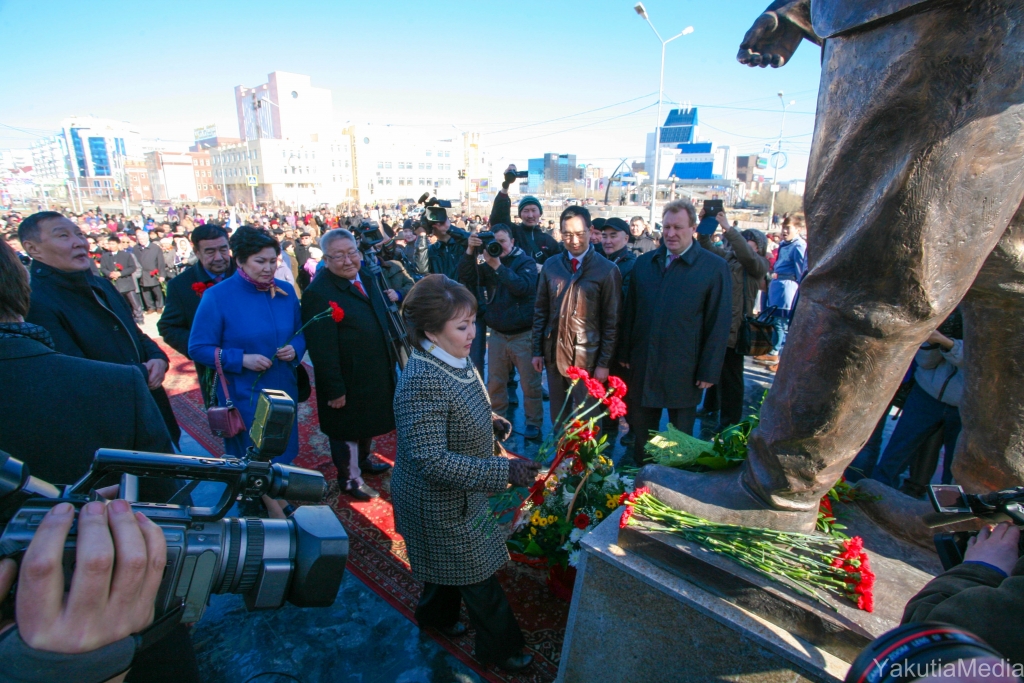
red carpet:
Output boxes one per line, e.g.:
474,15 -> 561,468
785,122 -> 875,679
161,343 -> 567,683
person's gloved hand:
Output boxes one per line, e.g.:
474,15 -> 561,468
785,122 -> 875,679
492,413 -> 513,442
508,458 -> 541,488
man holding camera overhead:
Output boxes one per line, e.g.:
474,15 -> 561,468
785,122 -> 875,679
491,166 -> 561,266
459,224 -> 543,441
417,199 -> 464,279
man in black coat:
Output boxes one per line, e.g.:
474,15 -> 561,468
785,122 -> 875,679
491,166 -> 561,265
19,212 -> 181,448
620,200 -> 732,464
99,234 -> 144,323
459,224 -> 543,439
302,228 -> 394,501
600,218 -> 638,443
628,216 -> 659,256
157,223 -> 233,407
133,230 -> 167,313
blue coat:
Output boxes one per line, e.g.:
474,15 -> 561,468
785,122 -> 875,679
188,273 -> 306,462
767,237 -> 808,311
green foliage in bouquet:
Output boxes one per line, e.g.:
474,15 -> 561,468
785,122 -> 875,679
645,393 -> 765,472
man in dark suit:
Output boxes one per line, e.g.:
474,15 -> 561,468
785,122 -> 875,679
99,234 -> 143,324
19,212 -> 181,448
133,230 -> 167,313
302,228 -> 394,501
157,223 -> 233,406
620,199 -> 732,465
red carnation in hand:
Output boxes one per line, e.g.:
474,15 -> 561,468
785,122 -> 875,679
607,375 -> 628,399
574,513 -> 590,529
150,269 -> 159,277
115,263 -> 123,270
566,366 -> 589,382
329,301 -> 345,322
606,397 -> 627,420
584,378 -> 607,400
192,282 -> 209,297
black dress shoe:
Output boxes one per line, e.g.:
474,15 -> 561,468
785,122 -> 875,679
359,456 -> 392,475
439,622 -> 467,637
497,653 -> 533,672
344,482 -> 379,501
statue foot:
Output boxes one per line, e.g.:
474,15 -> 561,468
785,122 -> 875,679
852,479 -> 982,550
635,464 -> 818,533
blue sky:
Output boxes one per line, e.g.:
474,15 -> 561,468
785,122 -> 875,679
0,0 -> 823,180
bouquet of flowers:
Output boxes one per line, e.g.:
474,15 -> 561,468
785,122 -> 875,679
621,488 -> 875,612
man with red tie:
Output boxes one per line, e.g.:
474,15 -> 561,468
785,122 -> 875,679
532,206 -> 621,427
301,228 -> 395,500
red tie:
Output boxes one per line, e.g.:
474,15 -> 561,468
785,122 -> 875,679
353,280 -> 366,296
571,258 -> 579,274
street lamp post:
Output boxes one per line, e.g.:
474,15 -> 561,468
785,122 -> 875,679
767,92 -> 795,229
634,2 -> 692,228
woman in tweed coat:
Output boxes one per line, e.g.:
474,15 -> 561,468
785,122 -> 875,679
393,274 -> 539,672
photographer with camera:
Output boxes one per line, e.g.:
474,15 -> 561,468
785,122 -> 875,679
900,521 -> 1024,666
459,224 -> 543,441
0,498 -> 171,683
416,198 -> 465,279
491,166 -> 561,266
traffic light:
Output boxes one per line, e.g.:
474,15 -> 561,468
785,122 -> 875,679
457,169 -> 465,180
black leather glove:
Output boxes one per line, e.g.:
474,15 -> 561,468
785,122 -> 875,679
492,413 -> 513,442
508,458 -> 541,488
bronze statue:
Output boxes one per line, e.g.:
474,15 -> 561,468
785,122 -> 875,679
640,0 -> 1024,532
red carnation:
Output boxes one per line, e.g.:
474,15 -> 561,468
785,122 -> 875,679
192,282 -> 209,297
619,505 -> 633,529
566,366 -> 589,382
584,378 -> 607,400
574,513 -> 590,529
149,269 -> 159,277
115,263 -> 123,270
607,375 -> 628,399
606,397 -> 627,420
329,301 -> 345,322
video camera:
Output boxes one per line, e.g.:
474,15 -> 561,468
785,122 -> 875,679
0,390 -> 348,626
924,483 -> 1024,570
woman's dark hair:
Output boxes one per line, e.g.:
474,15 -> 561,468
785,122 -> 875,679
190,222 -> 229,248
229,225 -> 280,264
401,274 -> 477,346
0,240 -> 31,321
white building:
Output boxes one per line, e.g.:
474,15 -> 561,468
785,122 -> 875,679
782,179 -> 806,196
235,71 -> 334,143
146,152 -> 198,202
350,124 -> 461,204
211,137 -> 353,207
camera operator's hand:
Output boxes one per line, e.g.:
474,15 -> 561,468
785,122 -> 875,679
432,219 -> 450,237
483,250 -> 501,270
275,345 -> 297,363
466,234 -> 482,256
715,212 -> 730,230
508,458 -> 541,488
143,358 -> 167,390
14,500 -> 166,653
385,289 -> 399,303
243,354 -> 273,372
964,522 -> 1021,576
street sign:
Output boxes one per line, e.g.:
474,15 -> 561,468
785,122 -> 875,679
247,175 -> 258,187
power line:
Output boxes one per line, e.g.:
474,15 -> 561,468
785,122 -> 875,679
486,102 -> 658,148
482,92 -> 658,136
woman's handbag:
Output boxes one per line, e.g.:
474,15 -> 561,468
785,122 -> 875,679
735,274 -> 778,357
207,348 -> 246,438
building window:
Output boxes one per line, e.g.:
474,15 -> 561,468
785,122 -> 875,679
377,161 -> 383,169
386,177 -> 392,185
445,151 -> 450,157
426,163 -> 432,170
426,150 -> 432,157
418,163 -> 424,170
385,162 -> 391,169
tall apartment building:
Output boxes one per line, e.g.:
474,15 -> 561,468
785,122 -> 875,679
61,116 -> 143,199
350,124 -> 460,204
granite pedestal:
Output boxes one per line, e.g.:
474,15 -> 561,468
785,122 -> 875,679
557,506 -> 942,683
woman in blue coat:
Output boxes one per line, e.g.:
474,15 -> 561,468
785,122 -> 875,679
189,226 -> 306,462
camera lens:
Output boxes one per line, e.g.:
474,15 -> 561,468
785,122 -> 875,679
485,241 -> 503,258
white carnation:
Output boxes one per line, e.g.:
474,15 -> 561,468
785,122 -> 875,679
569,527 -> 586,543
568,550 -> 582,567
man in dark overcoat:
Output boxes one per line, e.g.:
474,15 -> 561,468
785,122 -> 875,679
302,228 -> 395,501
133,230 -> 167,313
620,200 -> 732,464
99,234 -> 144,323
19,212 -> 181,448
157,223 -> 233,406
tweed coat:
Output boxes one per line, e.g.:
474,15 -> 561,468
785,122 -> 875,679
391,349 -> 511,585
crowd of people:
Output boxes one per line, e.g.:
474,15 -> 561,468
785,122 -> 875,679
0,166 -> 1006,680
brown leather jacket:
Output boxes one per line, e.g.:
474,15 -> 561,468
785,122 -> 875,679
532,249 -> 622,376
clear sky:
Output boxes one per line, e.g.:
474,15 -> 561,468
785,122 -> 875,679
0,0 -> 823,180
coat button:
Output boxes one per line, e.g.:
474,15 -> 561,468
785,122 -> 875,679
113,325 -> 120,331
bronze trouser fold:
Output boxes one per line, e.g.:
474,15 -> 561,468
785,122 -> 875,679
744,0 -> 1024,509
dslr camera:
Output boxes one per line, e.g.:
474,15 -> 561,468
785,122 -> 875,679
475,231 -> 503,258
0,390 -> 348,626
924,483 -> 1024,570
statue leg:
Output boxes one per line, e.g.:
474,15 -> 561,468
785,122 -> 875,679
640,0 -> 1024,530
955,205 -> 1024,491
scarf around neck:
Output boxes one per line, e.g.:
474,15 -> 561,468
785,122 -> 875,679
0,321 -> 55,349
238,268 -> 288,298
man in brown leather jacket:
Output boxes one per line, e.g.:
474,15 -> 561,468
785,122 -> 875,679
532,206 -> 621,426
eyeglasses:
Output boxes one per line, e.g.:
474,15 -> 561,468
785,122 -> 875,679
325,250 -> 361,263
